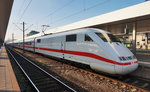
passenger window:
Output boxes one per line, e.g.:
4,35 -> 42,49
37,39 -> 41,43
27,42 -> 32,45
85,34 -> 93,42
66,34 -> 76,42
25,42 -> 31,45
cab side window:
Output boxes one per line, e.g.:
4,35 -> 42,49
85,34 -> 93,42
96,33 -> 107,42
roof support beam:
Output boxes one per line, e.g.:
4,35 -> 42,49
132,22 -> 137,55
0,0 -> 14,44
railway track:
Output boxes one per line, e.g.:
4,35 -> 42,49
73,61 -> 150,91
8,47 -> 150,92
6,47 -> 76,92
120,74 -> 150,91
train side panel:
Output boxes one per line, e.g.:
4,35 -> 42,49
62,32 -> 116,74
35,35 -> 65,58
32,30 -> 116,74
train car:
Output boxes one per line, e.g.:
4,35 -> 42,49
24,38 -> 35,52
14,40 -> 23,49
14,28 -> 138,75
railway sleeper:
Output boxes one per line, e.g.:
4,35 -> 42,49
30,73 -> 44,76
28,76 -> 48,81
47,88 -> 69,92
37,84 -> 63,91
34,80 -> 58,86
32,78 -> 52,83
28,73 -> 47,77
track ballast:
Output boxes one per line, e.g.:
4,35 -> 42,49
6,47 -> 76,92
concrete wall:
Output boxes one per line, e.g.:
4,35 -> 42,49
137,19 -> 150,32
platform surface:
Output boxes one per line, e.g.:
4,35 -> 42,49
136,51 -> 150,67
0,46 -> 20,92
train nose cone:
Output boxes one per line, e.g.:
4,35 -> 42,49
122,61 -> 138,75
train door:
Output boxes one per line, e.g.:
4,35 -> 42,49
61,41 -> 65,59
33,38 -> 36,53
35,38 -> 41,53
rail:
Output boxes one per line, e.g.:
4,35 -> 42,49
6,47 -> 76,92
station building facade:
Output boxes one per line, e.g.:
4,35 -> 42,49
102,18 -> 150,50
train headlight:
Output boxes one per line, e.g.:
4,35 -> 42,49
122,57 -> 126,61
119,57 -> 123,61
119,55 -> 136,61
127,56 -> 132,60
119,57 -> 126,61
132,55 -> 136,59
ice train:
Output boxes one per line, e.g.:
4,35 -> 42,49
13,28 -> 138,75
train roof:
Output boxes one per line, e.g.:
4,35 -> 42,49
14,28 -> 109,42
32,28 -> 109,39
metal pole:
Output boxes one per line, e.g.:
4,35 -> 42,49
23,22 -> 25,53
41,25 -> 50,35
132,22 -> 137,55
12,33 -> 14,47
146,33 -> 148,50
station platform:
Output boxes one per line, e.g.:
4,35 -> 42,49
136,51 -> 150,67
0,46 -> 20,92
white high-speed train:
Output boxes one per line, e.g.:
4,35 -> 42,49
13,28 -> 138,75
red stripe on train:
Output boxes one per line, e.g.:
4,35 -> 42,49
23,46 -> 138,66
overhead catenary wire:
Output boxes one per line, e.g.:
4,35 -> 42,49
18,0 -> 33,22
86,0 -> 111,10
17,0 -> 27,16
83,0 -> 86,11
41,0 -> 75,24
24,24 -> 33,31
13,23 -> 23,31
45,0 -> 74,18
12,0 -> 33,41
51,0 -> 111,25
9,0 -> 27,39
13,0 -> 110,37
38,0 -> 74,31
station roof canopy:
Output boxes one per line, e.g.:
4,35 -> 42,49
26,1 -> 150,40
0,0 -> 14,44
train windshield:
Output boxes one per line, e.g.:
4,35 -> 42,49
95,33 -> 121,43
